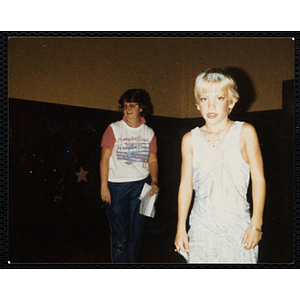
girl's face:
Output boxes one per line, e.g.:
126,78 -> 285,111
196,88 -> 235,125
122,101 -> 142,122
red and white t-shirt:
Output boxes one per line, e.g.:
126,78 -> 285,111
101,117 -> 157,182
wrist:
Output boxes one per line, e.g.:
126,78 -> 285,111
177,223 -> 187,232
249,225 -> 263,236
250,218 -> 263,230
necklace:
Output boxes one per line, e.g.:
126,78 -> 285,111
204,121 -> 231,149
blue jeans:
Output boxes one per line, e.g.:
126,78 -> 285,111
106,176 -> 151,263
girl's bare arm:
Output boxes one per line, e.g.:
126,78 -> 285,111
241,123 -> 266,249
174,132 -> 194,252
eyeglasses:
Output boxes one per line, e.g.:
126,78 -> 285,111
122,103 -> 139,110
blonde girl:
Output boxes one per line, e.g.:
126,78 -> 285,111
174,68 -> 265,263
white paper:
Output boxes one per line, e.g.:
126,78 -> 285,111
139,183 -> 158,218
178,248 -> 190,263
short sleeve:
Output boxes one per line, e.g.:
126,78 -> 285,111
149,135 -> 157,154
101,126 -> 116,150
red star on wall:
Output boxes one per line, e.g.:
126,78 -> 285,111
75,167 -> 89,182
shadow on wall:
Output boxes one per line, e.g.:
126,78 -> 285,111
226,67 -> 257,113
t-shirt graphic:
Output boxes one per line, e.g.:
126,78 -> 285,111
116,135 -> 150,165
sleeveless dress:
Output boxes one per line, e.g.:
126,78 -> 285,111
188,121 -> 258,263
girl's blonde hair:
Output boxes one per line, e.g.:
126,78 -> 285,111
194,68 -> 239,114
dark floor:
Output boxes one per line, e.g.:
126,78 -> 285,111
8,201 -> 293,266
8,205 -> 186,265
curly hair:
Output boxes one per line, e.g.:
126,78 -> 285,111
118,89 -> 154,117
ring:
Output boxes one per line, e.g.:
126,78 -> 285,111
174,248 -> 178,252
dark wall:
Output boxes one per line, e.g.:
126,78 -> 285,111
8,81 -> 294,264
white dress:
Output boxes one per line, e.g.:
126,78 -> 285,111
188,121 -> 258,263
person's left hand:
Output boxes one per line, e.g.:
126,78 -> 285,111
150,182 -> 159,197
242,226 -> 262,250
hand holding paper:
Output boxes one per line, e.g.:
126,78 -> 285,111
139,183 -> 158,218
149,182 -> 159,197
